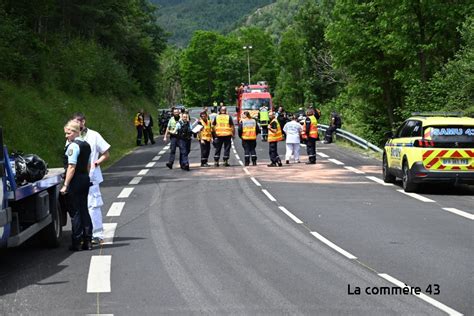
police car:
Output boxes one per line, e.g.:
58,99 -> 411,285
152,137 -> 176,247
383,113 -> 474,192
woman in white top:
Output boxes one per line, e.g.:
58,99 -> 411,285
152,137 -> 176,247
282,114 -> 302,164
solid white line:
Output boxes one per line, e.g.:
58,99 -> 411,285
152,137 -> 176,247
152,156 -> 160,161
317,152 -> 329,158
117,187 -> 134,198
106,202 -> 125,217
328,158 -> 344,165
146,162 -> 156,168
159,150 -> 166,155
87,256 -> 112,293
138,169 -> 149,176
278,206 -> 303,224
243,168 -> 250,175
378,273 -> 462,316
129,177 -> 142,185
442,208 -> 474,220
250,177 -> 261,187
262,189 -> 277,202
102,223 -> 117,245
344,166 -> 365,174
397,190 -> 435,203
366,176 -> 394,186
310,231 -> 357,259
238,160 -> 244,166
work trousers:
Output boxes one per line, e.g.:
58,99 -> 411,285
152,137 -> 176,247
136,126 -> 143,145
88,184 -> 104,239
269,141 -> 280,164
66,173 -> 92,246
168,136 -> 178,164
242,140 -> 257,164
261,125 -> 268,140
200,140 -> 211,163
214,136 -> 232,161
324,126 -> 337,143
178,138 -> 191,167
306,138 -> 317,163
285,143 -> 300,162
144,126 -> 155,144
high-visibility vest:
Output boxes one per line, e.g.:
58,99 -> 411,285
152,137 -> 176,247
199,119 -> 212,141
259,109 -> 269,125
134,113 -> 143,127
301,115 -> 318,139
268,119 -> 283,142
241,118 -> 257,140
214,114 -> 233,136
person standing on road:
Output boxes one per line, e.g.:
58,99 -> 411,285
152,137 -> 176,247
175,113 -> 192,171
134,109 -> 144,146
301,108 -> 319,164
267,111 -> 283,167
195,111 -> 212,167
164,108 -> 181,169
283,114 -> 302,164
72,112 -> 111,245
259,104 -> 270,142
212,106 -> 234,167
143,111 -> 156,145
238,111 -> 260,166
61,120 -> 93,251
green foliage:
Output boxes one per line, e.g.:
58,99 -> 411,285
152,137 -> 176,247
157,47 -> 183,107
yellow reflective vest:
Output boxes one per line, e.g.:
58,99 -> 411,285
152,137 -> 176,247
301,115 -> 318,139
241,118 -> 257,140
268,119 -> 283,142
214,114 -> 233,137
199,119 -> 212,141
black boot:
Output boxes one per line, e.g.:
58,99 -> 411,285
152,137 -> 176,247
244,158 -> 250,166
214,161 -> 220,167
224,159 -> 230,167
277,159 -> 283,167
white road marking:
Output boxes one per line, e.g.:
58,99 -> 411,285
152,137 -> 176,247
129,177 -> 142,185
378,273 -> 462,316
159,150 -> 166,155
328,158 -> 344,165
262,189 -> 277,202
366,176 -> 394,186
243,168 -> 250,175
278,206 -> 303,224
233,149 -> 237,154
310,231 -> 357,260
102,223 -> 117,245
87,256 -> 112,293
117,187 -> 134,198
235,154 -> 240,160
106,202 -> 125,217
344,166 -> 365,174
250,177 -> 261,187
146,162 -> 156,168
137,169 -> 149,176
152,156 -> 160,161
397,190 -> 435,203
238,160 -> 244,166
317,152 -> 329,158
442,208 -> 474,220
87,314 -> 114,316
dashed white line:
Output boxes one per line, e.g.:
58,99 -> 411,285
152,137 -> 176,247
366,176 -> 394,186
378,273 -> 462,316
235,154 -> 240,160
233,149 -> 237,154
146,162 -> 156,168
129,177 -> 142,185
87,256 -> 112,293
250,177 -> 261,187
317,152 -> 329,158
344,166 -> 365,174
238,160 -> 244,166
328,158 -> 344,165
442,207 -> 474,220
159,150 -> 166,155
262,189 -> 277,202
137,169 -> 149,176
106,202 -> 125,217
102,223 -> 117,245
397,190 -> 435,203
243,167 -> 250,175
278,206 -> 303,224
310,231 -> 357,259
117,187 -> 134,198
152,156 -> 160,161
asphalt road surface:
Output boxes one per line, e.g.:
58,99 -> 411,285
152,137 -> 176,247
0,118 -> 472,315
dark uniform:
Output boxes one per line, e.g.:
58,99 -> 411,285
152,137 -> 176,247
176,119 -> 192,170
64,139 -> 92,250
238,117 -> 260,166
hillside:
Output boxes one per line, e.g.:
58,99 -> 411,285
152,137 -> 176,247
151,0 -> 275,46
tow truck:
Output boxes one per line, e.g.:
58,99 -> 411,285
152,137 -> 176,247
0,127 -> 66,248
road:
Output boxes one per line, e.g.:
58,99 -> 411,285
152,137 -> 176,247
0,117 -> 472,315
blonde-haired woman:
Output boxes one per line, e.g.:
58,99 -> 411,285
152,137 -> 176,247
61,120 -> 93,251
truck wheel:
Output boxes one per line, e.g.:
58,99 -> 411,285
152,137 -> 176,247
402,160 -> 418,193
382,153 -> 396,183
39,202 -> 62,248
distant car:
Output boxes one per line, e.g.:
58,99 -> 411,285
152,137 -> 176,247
383,113 -> 474,192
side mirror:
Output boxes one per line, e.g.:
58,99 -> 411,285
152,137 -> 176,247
384,131 -> 394,139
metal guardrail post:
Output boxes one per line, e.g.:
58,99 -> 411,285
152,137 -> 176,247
318,124 -> 383,153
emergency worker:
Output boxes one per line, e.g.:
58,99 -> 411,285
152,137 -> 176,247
259,105 -> 270,141
175,113 -> 192,171
164,108 -> 181,169
196,111 -> 212,167
301,108 -> 319,164
72,113 -> 110,245
143,111 -> 155,145
212,106 -> 234,167
267,111 -> 283,167
61,121 -> 93,251
134,109 -> 144,146
238,111 -> 260,166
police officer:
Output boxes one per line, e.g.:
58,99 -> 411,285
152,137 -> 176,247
175,113 -> 192,171
238,111 -> 260,166
267,111 -> 283,167
196,111 -> 212,167
301,108 -> 319,164
61,120 -> 93,251
134,109 -> 144,146
259,104 -> 270,141
212,106 -> 234,167
164,108 -> 181,169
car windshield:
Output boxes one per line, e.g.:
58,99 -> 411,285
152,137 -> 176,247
242,98 -> 271,110
424,125 -> 474,143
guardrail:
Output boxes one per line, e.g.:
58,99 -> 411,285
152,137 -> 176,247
318,124 -> 383,153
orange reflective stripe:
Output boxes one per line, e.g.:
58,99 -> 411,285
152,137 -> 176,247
268,119 -> 283,142
215,114 -> 233,136
242,119 -> 257,140
309,116 -> 318,139
199,119 -> 212,141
